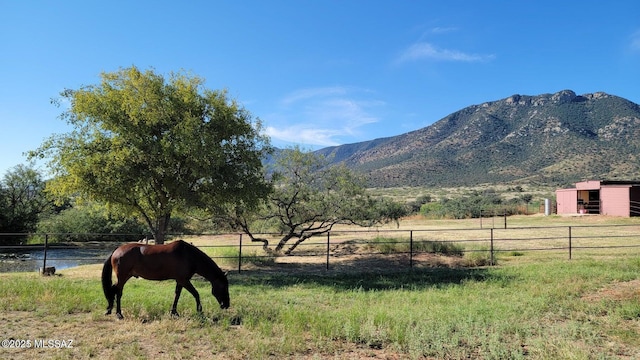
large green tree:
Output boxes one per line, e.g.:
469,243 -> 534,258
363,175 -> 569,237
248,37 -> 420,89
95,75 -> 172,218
31,66 -> 271,244
214,148 -> 405,254
0,165 -> 51,243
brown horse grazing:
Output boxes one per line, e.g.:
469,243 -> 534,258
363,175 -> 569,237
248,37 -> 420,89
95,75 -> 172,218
101,240 -> 229,320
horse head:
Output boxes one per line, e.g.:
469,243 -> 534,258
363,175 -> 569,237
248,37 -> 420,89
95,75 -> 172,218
212,271 -> 230,309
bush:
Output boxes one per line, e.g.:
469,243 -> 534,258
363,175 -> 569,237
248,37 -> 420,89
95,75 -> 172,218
463,247 -> 494,266
365,236 -> 464,256
408,195 -> 432,213
420,192 -> 533,219
35,205 -> 147,243
419,202 -> 446,218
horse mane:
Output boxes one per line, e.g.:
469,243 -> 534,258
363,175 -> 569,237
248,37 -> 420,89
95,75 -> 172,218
178,240 -> 227,283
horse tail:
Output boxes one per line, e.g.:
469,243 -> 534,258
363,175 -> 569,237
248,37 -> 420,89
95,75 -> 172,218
102,254 -> 114,302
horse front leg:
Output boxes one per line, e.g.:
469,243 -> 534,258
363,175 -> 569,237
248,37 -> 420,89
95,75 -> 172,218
171,283 -> 183,317
182,281 -> 202,314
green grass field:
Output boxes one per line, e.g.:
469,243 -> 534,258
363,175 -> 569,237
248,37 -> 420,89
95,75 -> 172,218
2,258 -> 640,358
2,215 -> 640,359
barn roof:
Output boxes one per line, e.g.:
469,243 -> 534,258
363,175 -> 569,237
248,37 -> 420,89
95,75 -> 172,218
558,180 -> 640,191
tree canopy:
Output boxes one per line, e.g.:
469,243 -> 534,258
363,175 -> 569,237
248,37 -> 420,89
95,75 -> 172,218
215,148 -> 405,254
30,66 -> 271,243
0,165 -> 51,243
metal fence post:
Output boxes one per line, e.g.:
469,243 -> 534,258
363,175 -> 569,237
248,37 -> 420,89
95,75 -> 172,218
326,232 -> 330,271
490,228 -> 495,266
42,234 -> 49,273
238,233 -> 243,273
409,230 -> 414,268
568,226 -> 572,260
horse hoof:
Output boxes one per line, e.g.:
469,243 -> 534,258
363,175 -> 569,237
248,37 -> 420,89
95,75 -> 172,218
170,311 -> 180,317
116,313 -> 124,320
105,310 -> 112,316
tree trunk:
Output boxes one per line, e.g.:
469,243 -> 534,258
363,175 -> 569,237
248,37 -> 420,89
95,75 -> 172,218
249,236 -> 272,253
274,233 -> 295,254
155,230 -> 166,245
154,213 -> 171,244
283,235 -> 312,255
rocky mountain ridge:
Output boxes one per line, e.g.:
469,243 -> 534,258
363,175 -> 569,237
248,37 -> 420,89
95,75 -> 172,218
315,90 -> 640,188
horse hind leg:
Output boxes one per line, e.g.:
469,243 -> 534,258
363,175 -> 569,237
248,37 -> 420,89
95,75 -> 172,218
171,284 -> 183,317
105,284 -> 117,315
114,275 -> 130,320
115,286 -> 124,320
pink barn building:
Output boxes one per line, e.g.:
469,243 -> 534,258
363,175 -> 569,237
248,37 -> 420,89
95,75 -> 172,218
556,180 -> 640,217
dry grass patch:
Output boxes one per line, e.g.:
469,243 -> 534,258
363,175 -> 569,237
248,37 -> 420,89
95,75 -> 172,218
0,310 -> 405,360
582,279 -> 640,303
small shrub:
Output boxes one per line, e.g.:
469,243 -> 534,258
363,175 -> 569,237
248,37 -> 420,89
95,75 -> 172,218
414,240 -> 464,256
463,247 -> 494,266
366,236 -> 464,256
366,237 -> 400,254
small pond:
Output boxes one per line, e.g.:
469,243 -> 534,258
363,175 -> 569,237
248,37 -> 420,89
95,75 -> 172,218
0,245 -> 116,273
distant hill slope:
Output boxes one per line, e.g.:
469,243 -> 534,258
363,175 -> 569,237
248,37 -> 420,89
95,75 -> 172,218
315,90 -> 640,188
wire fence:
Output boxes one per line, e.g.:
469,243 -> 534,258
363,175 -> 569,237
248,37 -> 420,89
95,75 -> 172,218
2,222 -> 640,274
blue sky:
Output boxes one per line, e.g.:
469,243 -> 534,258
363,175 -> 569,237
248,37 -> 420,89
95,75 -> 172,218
1,1 -> 639,176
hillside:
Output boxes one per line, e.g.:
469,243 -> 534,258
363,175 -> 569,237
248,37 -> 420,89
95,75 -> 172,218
315,90 -> 640,188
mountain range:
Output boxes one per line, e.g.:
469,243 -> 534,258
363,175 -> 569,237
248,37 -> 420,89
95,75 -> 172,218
313,90 -> 640,188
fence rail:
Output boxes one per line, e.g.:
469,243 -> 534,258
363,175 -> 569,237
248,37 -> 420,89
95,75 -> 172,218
1,223 -> 640,273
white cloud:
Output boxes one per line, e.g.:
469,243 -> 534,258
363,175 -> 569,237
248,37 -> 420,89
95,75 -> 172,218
265,126 -> 341,147
430,26 -> 457,34
397,42 -> 495,63
263,86 -> 384,148
280,86 -> 348,106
